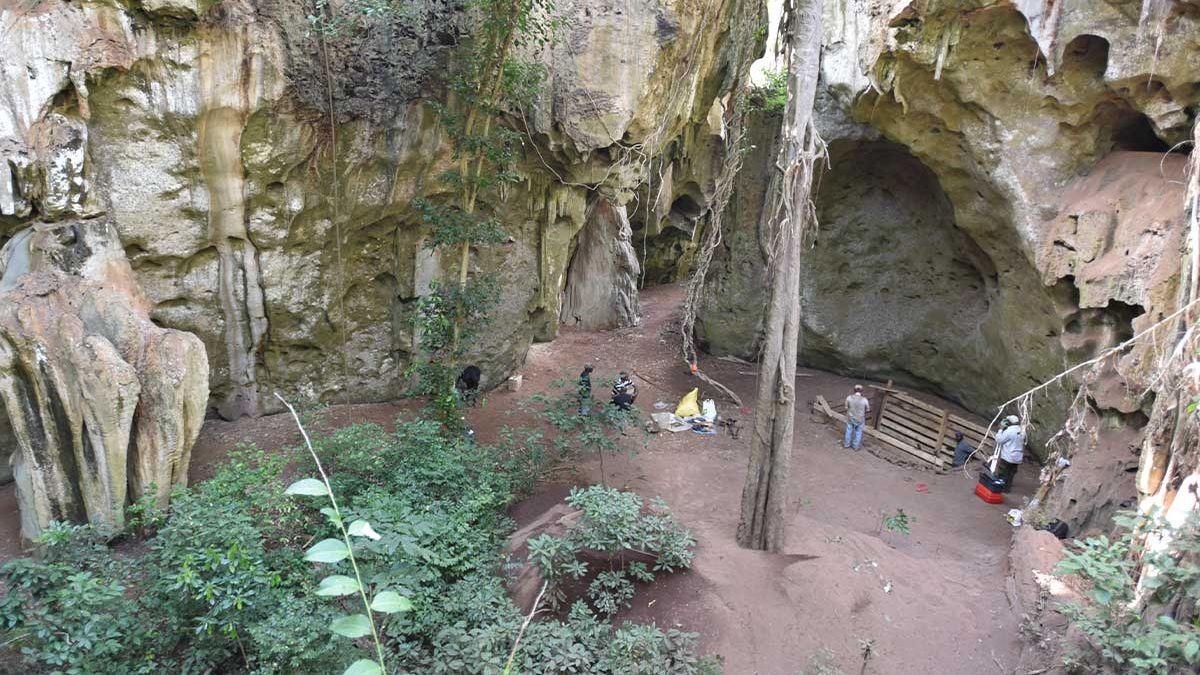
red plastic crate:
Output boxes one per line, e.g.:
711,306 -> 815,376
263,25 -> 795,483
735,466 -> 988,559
974,482 -> 1004,504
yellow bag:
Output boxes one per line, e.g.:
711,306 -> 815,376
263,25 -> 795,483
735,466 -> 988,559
674,388 -> 700,418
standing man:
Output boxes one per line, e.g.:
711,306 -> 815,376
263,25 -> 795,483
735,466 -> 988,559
578,364 -> 594,414
843,384 -> 870,450
993,415 -> 1025,491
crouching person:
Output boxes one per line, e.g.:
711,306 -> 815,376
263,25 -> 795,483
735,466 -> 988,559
611,371 -> 638,411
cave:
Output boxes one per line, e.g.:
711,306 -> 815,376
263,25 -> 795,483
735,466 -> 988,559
630,183 -> 707,286
1112,112 -> 1172,153
799,140 -> 996,398
4,1 -> 1200,672
1060,34 -> 1109,79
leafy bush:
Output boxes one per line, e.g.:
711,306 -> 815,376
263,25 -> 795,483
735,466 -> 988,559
244,594 -> 346,674
1,417 -> 717,674
881,508 -> 912,535
588,570 -> 636,616
749,68 -> 788,114
566,485 -> 697,572
1057,510 -> 1200,673
527,485 -> 696,615
0,525 -> 158,674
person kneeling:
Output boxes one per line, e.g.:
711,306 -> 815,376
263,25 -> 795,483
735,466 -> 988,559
611,371 -> 638,410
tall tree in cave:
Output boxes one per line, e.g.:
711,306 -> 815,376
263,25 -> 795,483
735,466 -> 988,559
409,0 -> 554,423
736,0 -> 824,552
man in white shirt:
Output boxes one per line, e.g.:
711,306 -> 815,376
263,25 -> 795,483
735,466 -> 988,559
843,385 -> 871,450
994,414 -> 1025,492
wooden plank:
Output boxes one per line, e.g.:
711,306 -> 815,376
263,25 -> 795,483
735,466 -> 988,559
885,395 -> 945,427
879,419 -> 941,452
880,410 -> 943,446
881,405 -> 942,435
888,390 -> 995,440
872,380 -> 892,428
951,430 -> 994,449
880,396 -> 995,455
890,391 -> 991,436
815,397 -> 944,468
946,423 -> 995,449
934,409 -> 950,454
878,417 -> 953,458
815,395 -> 837,417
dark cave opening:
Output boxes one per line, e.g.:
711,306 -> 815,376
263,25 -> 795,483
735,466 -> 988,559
1112,113 -> 1172,153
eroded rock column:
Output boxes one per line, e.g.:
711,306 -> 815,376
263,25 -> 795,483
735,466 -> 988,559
0,220 -> 208,540
560,198 -> 641,330
197,1 -> 271,418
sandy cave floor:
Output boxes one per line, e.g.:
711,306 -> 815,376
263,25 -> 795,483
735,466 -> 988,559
0,284 -> 1038,674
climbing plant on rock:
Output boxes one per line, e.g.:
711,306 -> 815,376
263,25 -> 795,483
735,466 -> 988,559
410,0 -> 556,425
736,0 -> 825,553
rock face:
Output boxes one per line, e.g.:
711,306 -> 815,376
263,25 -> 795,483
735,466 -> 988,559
0,220 -> 208,540
700,0 -> 1195,463
0,0 -> 756,420
560,199 -> 641,330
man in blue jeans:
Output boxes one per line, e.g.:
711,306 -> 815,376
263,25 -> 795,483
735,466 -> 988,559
843,384 -> 870,450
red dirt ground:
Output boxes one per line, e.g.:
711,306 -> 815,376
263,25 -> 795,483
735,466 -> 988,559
0,284 -> 1035,674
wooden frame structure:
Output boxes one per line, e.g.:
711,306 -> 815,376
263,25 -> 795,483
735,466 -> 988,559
815,383 -> 995,470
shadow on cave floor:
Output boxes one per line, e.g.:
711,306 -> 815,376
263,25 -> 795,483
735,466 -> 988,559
0,285 -> 1034,674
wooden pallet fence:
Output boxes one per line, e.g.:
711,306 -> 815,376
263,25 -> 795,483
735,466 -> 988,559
814,395 -> 945,468
815,386 -> 995,470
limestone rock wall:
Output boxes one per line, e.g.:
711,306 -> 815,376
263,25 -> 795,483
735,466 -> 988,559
700,0 -> 1195,466
0,220 -> 208,540
0,0 -> 757,433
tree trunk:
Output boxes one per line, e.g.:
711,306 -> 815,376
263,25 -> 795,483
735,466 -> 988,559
736,0 -> 823,552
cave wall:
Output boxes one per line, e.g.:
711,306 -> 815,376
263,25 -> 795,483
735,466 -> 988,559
800,140 -> 999,400
0,0 -> 758,428
700,0 -> 1196,465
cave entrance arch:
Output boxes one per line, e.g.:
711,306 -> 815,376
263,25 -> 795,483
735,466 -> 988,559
801,139 -> 998,399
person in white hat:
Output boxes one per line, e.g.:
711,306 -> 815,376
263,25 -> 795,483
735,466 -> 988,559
993,415 -> 1025,491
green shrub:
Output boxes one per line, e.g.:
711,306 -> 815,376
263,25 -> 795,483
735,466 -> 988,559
588,570 -> 636,616
0,524 -> 160,674
145,489 -> 281,670
245,594 -> 353,674
0,418 -> 717,674
749,68 -> 788,114
566,485 -> 696,572
1057,511 -> 1200,673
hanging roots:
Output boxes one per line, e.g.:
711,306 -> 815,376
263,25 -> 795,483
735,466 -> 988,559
679,96 -> 749,408
676,0 -> 781,408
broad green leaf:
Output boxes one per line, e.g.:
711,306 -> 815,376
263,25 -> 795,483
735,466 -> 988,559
305,538 -> 350,563
285,478 -> 328,497
343,659 -> 383,675
1184,641 -> 1199,662
370,590 -> 413,614
316,575 -> 360,597
347,520 -> 382,541
330,613 -> 372,638
320,507 -> 342,525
